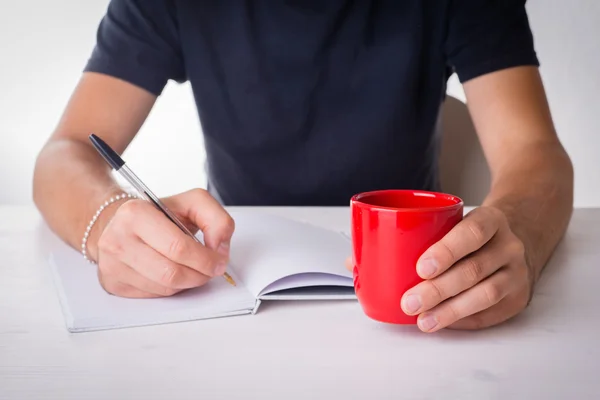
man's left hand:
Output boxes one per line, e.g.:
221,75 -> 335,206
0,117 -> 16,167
345,206 -> 534,332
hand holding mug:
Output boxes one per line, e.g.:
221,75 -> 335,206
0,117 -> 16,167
349,190 -> 463,325
346,190 -> 532,333
399,206 -> 533,332
87,189 -> 235,298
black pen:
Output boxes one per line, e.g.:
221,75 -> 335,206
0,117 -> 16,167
88,133 -> 236,286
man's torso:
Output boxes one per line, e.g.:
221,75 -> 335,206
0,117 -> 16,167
171,1 -> 451,205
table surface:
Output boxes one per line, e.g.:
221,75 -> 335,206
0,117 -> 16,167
1,205 -> 599,400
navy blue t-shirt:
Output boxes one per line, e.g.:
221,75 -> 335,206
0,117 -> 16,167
84,0 -> 538,206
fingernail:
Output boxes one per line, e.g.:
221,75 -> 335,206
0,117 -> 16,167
419,314 -> 438,332
402,294 -> 422,314
214,262 -> 227,276
418,258 -> 438,278
217,241 -> 230,256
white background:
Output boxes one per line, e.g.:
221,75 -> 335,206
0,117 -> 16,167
1,0 -> 598,206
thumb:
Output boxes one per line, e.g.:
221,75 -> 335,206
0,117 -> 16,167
163,189 -> 235,254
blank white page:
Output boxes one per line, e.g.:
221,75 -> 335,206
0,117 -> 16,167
226,210 -> 353,298
49,244 -> 256,332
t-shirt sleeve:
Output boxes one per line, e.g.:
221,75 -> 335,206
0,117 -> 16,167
444,0 -> 539,83
84,0 -> 186,96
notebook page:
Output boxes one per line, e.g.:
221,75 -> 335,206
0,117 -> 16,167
226,210 -> 353,298
49,244 -> 256,332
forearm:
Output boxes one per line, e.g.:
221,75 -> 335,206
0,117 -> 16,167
33,138 -> 127,256
482,140 -> 574,283
32,73 -> 157,259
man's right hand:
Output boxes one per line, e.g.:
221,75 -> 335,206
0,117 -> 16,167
33,73 -> 235,297
88,188 -> 235,298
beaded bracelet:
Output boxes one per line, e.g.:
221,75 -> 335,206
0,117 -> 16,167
81,192 -> 137,263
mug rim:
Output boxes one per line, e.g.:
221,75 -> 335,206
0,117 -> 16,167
350,189 -> 464,213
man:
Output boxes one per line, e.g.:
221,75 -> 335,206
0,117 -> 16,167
33,0 -> 573,333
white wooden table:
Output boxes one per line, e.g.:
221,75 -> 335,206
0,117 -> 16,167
1,206 -> 598,400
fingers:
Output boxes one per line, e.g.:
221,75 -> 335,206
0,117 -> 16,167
416,207 -> 502,279
164,189 -> 235,252
344,256 -> 353,272
118,236 -> 211,290
100,279 -> 163,299
415,267 -> 514,333
447,280 -> 530,330
98,234 -> 212,297
98,254 -> 182,298
401,235 -> 510,315
118,199 -> 228,277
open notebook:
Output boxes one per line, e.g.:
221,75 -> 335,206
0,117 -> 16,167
48,210 -> 355,332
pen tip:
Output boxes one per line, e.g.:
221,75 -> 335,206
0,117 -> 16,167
224,273 -> 236,286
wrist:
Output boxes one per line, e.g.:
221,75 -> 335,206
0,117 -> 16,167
82,192 -> 137,263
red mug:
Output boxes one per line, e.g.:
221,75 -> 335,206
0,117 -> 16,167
350,189 -> 463,324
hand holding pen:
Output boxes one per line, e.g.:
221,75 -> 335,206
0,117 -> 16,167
85,134 -> 236,299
